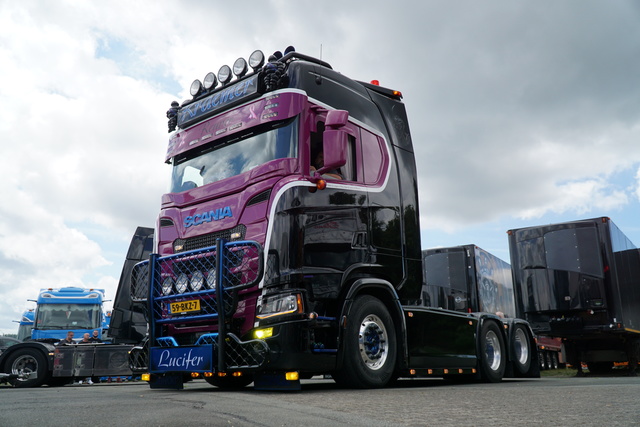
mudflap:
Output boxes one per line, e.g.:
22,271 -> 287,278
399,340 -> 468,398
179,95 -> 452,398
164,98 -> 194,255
148,374 -> 184,390
253,372 -> 301,391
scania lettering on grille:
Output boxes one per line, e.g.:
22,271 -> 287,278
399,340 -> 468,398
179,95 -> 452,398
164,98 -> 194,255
184,206 -> 232,228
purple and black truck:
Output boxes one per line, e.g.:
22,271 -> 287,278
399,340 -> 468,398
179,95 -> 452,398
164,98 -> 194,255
131,47 -> 538,390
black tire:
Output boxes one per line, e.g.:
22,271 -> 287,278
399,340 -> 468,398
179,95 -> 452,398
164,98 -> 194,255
539,352 -> 546,370
5,348 -> 49,388
479,321 -> 506,383
333,295 -> 397,389
511,324 -> 532,375
204,374 -> 254,389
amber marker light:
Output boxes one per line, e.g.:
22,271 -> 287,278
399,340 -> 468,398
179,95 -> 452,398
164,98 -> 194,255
285,372 -> 299,381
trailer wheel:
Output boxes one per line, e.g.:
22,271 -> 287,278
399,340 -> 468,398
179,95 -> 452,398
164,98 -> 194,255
511,325 -> 532,375
551,353 -> 559,369
479,321 -> 506,383
5,348 -> 49,388
204,374 -> 254,389
334,295 -> 397,388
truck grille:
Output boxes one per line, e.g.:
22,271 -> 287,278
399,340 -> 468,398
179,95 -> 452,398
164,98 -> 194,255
173,225 -> 246,253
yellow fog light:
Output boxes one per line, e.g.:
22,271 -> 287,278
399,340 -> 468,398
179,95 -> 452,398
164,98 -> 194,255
285,371 -> 299,381
141,373 -> 151,382
254,327 -> 273,339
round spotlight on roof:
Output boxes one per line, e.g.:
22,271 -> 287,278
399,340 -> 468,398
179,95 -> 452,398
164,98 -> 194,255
284,45 -> 295,55
233,58 -> 248,78
203,72 -> 217,90
218,65 -> 232,85
190,79 -> 203,97
248,50 -> 265,71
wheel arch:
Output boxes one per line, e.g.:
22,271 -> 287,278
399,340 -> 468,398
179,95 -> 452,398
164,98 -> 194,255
336,278 -> 408,372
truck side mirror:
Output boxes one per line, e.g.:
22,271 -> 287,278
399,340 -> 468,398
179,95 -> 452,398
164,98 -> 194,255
319,130 -> 347,173
317,109 -> 349,174
325,109 -> 349,128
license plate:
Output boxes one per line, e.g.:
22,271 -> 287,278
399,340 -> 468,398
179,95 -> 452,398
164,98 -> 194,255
170,299 -> 200,314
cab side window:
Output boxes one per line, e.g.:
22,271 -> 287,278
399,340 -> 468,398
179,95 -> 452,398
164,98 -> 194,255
361,129 -> 385,185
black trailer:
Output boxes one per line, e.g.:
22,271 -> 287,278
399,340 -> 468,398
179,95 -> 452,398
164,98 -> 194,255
422,245 -> 538,377
508,217 -> 640,374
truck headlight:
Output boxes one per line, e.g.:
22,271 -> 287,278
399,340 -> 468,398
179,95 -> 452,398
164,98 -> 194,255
256,293 -> 302,319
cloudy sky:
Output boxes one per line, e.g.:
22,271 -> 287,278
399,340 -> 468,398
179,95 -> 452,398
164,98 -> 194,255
1,1 -> 639,334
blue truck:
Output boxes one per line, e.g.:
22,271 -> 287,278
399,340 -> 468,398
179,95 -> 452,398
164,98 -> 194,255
16,309 -> 35,342
30,287 -> 106,341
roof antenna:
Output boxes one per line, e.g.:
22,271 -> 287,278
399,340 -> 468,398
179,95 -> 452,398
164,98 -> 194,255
320,44 -> 323,60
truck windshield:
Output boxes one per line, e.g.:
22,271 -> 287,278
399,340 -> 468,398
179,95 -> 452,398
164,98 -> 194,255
170,117 -> 298,193
35,304 -> 102,330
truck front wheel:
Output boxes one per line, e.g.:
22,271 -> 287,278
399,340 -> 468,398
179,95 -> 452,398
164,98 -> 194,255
334,295 -> 397,388
5,348 -> 49,388
479,321 -> 506,383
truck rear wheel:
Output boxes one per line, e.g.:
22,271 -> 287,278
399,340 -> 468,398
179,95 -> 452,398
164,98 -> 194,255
479,321 -> 506,383
511,324 -> 532,375
5,348 -> 49,388
334,295 -> 397,388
